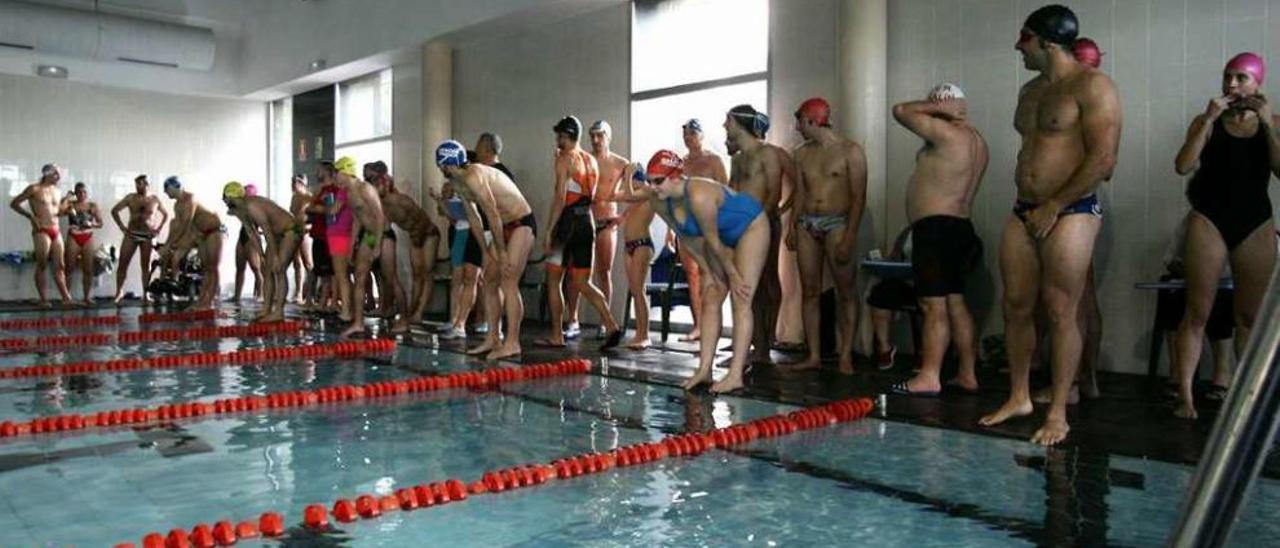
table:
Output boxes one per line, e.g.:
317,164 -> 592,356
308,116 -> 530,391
1135,278 -> 1233,378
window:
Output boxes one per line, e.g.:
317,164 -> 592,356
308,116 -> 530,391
268,97 -> 293,203
630,0 -> 769,329
335,69 -> 394,177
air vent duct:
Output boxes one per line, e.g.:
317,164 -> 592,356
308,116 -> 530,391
0,0 -> 215,71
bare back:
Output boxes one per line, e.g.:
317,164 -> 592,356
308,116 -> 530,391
242,196 -> 295,235
290,191 -> 313,221
794,138 -> 866,216
459,164 -> 533,223
345,179 -> 386,234
1013,69 -> 1120,202
907,123 -> 989,220
383,192 -> 434,240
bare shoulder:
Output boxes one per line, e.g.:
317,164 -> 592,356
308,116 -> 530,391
842,138 -> 866,160
609,152 -> 630,165
1075,69 -> 1119,100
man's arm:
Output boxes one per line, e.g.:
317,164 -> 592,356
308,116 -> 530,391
9,186 -> 32,222
1048,74 -> 1122,206
892,100 -> 961,144
154,197 -> 170,232
711,154 -> 730,185
88,204 -> 104,228
546,155 -> 569,246
166,202 -> 193,245
841,142 -> 869,255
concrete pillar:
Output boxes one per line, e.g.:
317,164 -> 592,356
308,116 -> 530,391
422,40 -> 453,195
837,0 -> 887,355
837,0 -> 887,248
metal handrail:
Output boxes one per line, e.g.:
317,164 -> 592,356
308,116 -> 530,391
1169,263 -> 1280,547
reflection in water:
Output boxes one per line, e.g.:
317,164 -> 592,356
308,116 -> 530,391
1040,447 -> 1112,546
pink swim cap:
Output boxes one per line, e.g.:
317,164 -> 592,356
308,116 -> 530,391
1072,38 -> 1103,68
244,184 -> 259,197
1225,52 -> 1265,84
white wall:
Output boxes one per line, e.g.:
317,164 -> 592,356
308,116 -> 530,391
453,3 -> 632,320
885,0 -> 1280,374
0,72 -> 267,300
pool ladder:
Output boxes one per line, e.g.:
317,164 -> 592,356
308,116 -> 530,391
1170,263 -> 1280,547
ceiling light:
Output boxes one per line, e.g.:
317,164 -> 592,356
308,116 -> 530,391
309,59 -> 327,71
36,65 -> 68,78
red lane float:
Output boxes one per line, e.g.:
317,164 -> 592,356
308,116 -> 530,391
0,359 -> 592,439
117,397 -> 872,547
138,309 -> 222,324
0,339 -> 396,379
0,315 -> 120,330
0,321 -> 305,352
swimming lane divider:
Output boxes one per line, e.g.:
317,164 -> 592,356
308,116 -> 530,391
0,338 -> 397,379
0,308 -> 221,331
0,358 -> 592,441
113,396 -> 874,548
0,320 -> 304,352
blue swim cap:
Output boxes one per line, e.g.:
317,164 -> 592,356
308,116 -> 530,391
435,140 -> 469,169
163,176 -> 182,191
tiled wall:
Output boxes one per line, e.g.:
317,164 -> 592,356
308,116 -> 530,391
0,73 -> 267,301
886,0 -> 1280,374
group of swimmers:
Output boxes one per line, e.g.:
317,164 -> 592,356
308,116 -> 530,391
9,5 -> 1274,446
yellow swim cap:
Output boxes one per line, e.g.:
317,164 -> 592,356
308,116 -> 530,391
223,181 -> 246,199
334,156 -> 358,177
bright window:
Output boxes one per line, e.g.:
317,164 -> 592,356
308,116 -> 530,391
336,69 -> 393,144
334,140 -> 393,177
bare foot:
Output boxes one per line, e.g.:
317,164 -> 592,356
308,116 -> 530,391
468,339 -> 497,356
903,375 -> 941,393
1030,416 -> 1071,446
789,357 -> 822,371
261,311 -> 285,323
978,398 -> 1034,427
1173,399 -> 1198,420
710,375 -> 744,394
82,298 -> 94,307
837,356 -> 855,376
113,293 -> 125,304
678,331 -> 701,343
1032,385 -> 1079,405
625,337 -> 651,350
338,312 -> 353,323
389,320 -> 410,335
487,343 -> 521,361
681,369 -> 713,391
339,324 -> 365,339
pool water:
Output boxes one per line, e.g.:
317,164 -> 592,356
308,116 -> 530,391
0,306 -> 1274,546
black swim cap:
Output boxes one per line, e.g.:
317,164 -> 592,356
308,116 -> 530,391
728,104 -> 769,139
553,116 -> 582,141
1024,4 -> 1078,47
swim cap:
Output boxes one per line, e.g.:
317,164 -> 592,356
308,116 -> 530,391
163,176 -> 182,191
1072,38 -> 1103,68
334,156 -> 358,177
1023,4 -> 1078,47
795,97 -> 832,127
222,182 -> 245,200
435,140 -> 469,168
366,161 -> 389,175
682,119 -> 703,133
646,150 -> 684,180
244,184 -> 259,197
41,163 -> 58,177
728,104 -> 769,138
1226,52 -> 1265,84
589,120 -> 612,136
553,116 -> 582,141
631,162 -> 649,183
927,83 -> 966,101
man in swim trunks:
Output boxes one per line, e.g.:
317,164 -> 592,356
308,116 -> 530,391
10,163 -> 74,306
562,120 -> 628,340
436,139 -> 538,360
161,176 -> 225,310
724,105 -> 791,365
368,162 -> 441,334
110,174 -> 169,304
678,119 -> 729,342
789,98 -> 868,374
889,83 -> 988,396
222,181 -> 304,322
541,116 -> 624,349
980,5 -> 1121,446
288,174 -> 314,304
332,157 -> 388,338
59,182 -> 103,305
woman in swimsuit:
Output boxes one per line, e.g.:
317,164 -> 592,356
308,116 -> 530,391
59,183 -> 103,305
618,150 -> 770,394
1171,52 -> 1280,419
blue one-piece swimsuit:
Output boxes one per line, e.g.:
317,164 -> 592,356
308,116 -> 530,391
666,179 -> 763,248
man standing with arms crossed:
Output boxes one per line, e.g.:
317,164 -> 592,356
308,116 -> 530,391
789,98 -> 867,374
10,163 -> 74,306
980,5 -> 1121,446
889,83 -> 988,396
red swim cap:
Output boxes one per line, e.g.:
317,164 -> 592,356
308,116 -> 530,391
1225,52 -> 1265,85
1072,38 -> 1103,68
795,97 -> 831,127
646,150 -> 683,180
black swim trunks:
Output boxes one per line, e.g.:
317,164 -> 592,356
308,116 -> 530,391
549,204 -> 594,271
312,237 -> 334,276
911,215 -> 982,297
867,278 -> 916,310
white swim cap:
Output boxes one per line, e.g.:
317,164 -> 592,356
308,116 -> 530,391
928,82 -> 966,101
